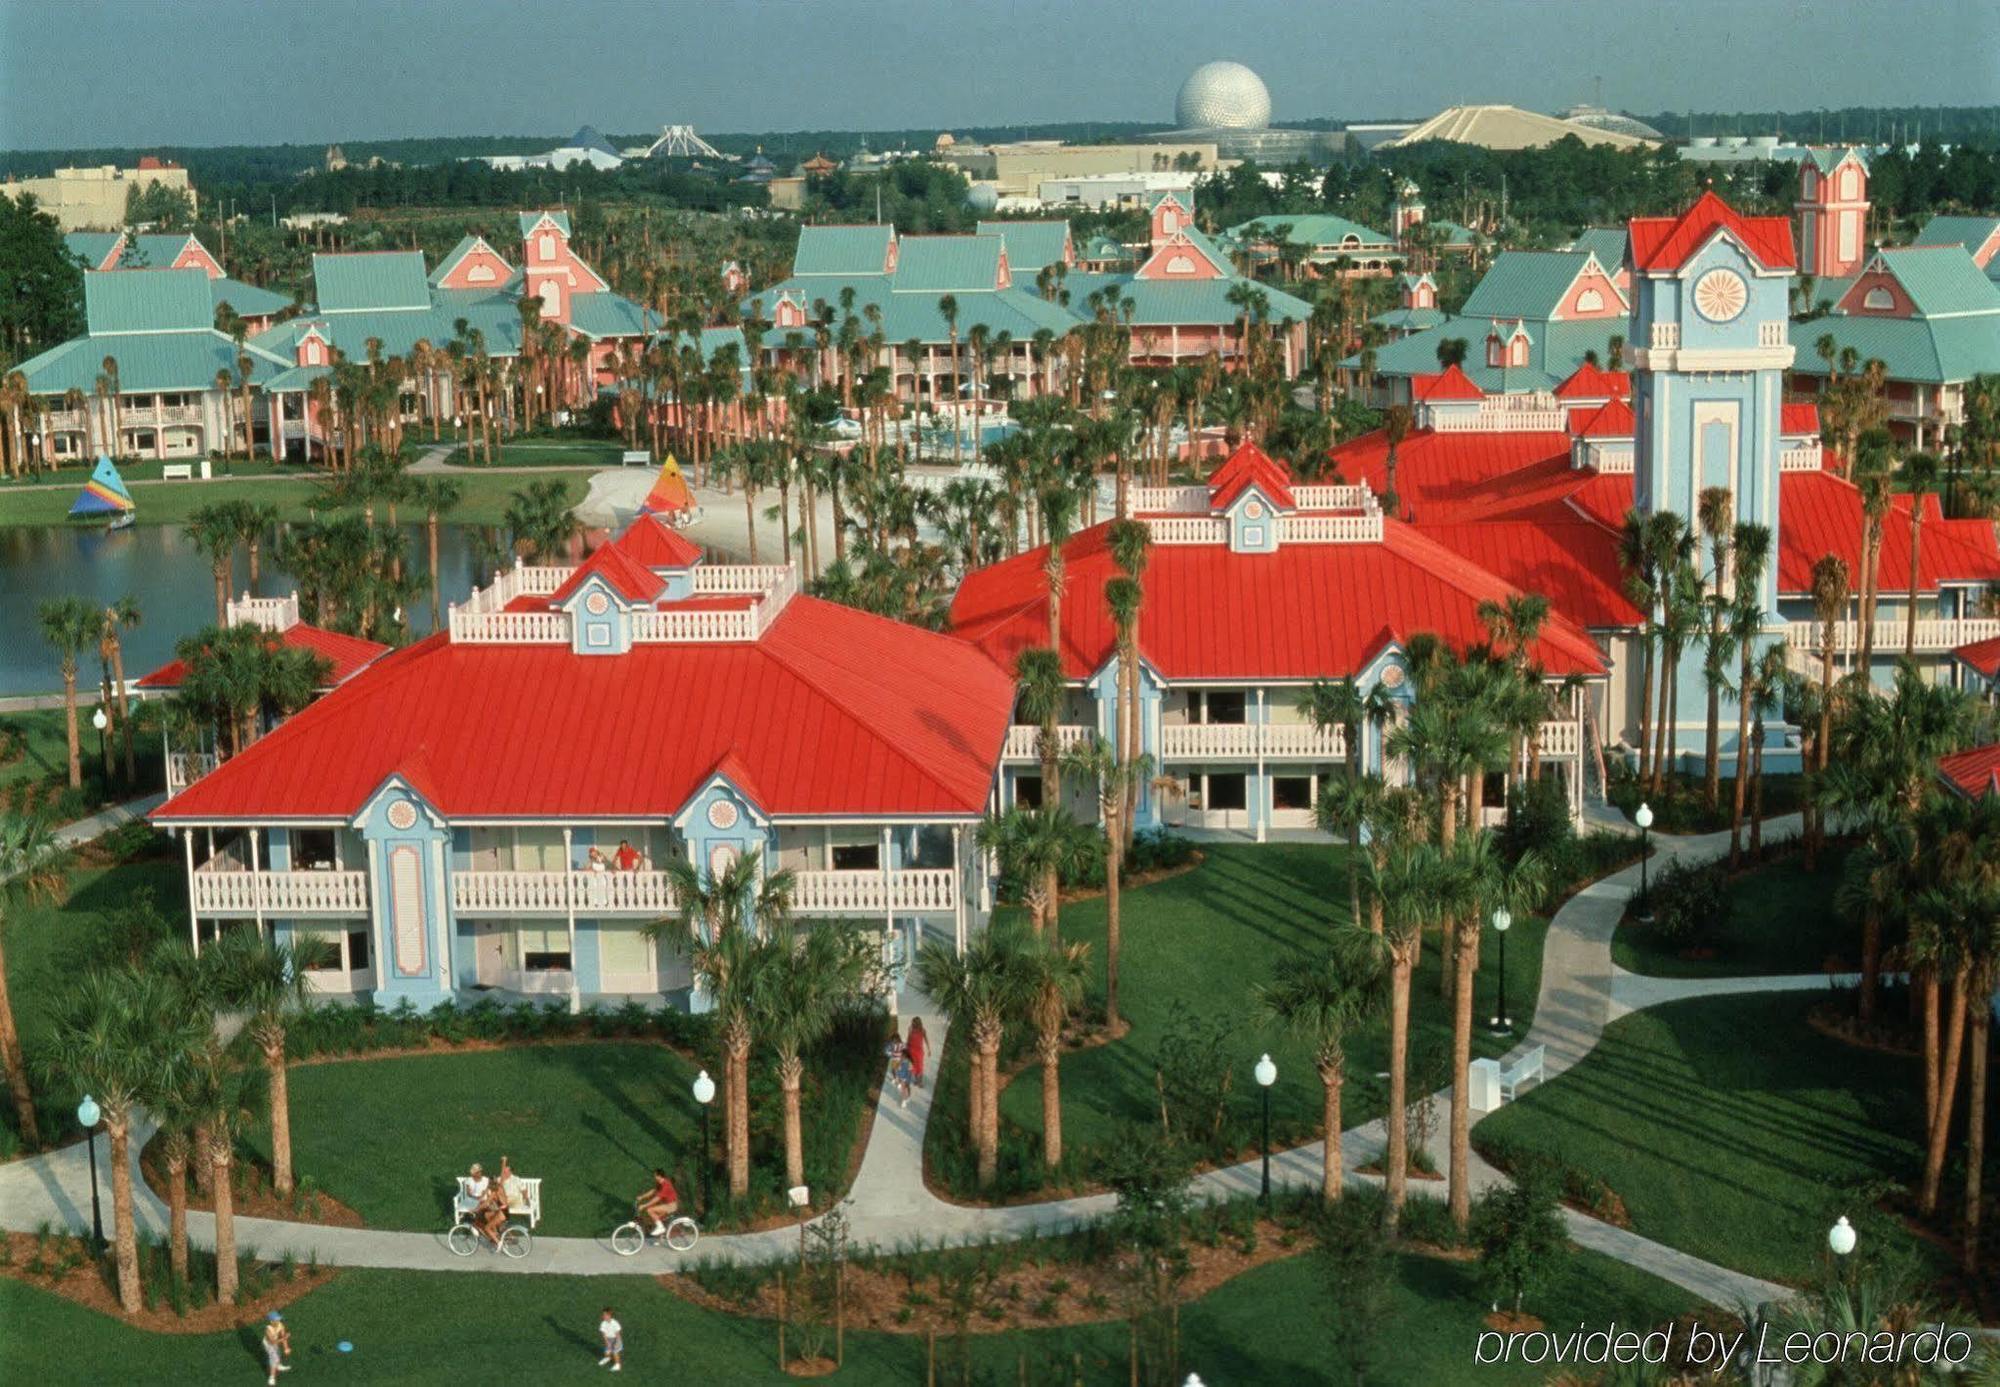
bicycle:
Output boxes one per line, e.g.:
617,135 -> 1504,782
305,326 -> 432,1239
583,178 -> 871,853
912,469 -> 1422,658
610,1211 -> 699,1256
448,1219 -> 532,1258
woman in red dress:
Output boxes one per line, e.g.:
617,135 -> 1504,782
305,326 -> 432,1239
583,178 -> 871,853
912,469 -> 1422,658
904,1017 -> 928,1089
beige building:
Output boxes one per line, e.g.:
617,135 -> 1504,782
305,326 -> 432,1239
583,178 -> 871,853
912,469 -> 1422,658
940,140 -> 1220,199
2,162 -> 196,230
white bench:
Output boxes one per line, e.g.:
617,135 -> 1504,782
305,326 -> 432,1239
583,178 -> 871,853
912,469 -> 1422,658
1498,1045 -> 1546,1102
622,450 -> 650,467
161,463 -> 193,480
453,1174 -> 542,1229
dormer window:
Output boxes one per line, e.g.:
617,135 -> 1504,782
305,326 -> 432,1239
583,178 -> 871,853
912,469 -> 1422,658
1161,210 -> 1179,234
1166,255 -> 1195,275
467,264 -> 495,283
1862,286 -> 1894,311
538,233 -> 554,260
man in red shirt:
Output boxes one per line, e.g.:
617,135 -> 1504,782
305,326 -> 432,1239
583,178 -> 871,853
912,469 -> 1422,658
614,839 -> 642,872
635,1167 -> 678,1237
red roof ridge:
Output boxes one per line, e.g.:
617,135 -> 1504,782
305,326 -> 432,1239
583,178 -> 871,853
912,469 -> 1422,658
1629,190 -> 1796,273
1378,520 -> 1605,673
1412,363 -> 1485,401
613,512 -> 704,569
1939,742 -> 2000,799
1553,362 -> 1631,399
1569,398 -> 1635,438
1208,443 -> 1297,511
549,541 -> 668,605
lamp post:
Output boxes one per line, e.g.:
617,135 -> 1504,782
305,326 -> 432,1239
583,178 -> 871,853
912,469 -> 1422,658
1488,907 -> 1513,1035
691,1069 -> 715,1218
92,702 -> 110,781
1254,1053 -> 1277,1208
76,1095 -> 104,1250
1634,802 -> 1654,922
1828,1214 -> 1857,1289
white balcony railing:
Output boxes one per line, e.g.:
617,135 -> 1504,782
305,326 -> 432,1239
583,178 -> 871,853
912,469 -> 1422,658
1779,445 -> 1823,472
1001,724 -> 1096,762
1534,720 -> 1582,758
226,592 -> 299,632
1143,516 -> 1230,545
1650,322 -> 1681,350
790,868 -> 957,915
1127,485 -> 1212,514
191,867 -> 369,917
166,750 -> 219,796
691,564 -> 792,594
1158,722 -> 1347,761
451,870 -> 679,916
1784,616 -> 2000,657
1278,513 -> 1384,543
1291,484 -> 1371,510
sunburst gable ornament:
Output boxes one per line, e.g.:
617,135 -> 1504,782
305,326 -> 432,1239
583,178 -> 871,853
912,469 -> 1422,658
1692,268 -> 1747,323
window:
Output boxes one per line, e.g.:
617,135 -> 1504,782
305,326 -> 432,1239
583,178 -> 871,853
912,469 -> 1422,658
1840,168 -> 1857,199
1014,775 -> 1043,809
1575,288 -> 1604,313
1862,286 -> 1894,311
290,828 -> 336,870
1165,255 -> 1195,275
1272,776 -> 1314,811
538,232 -> 555,260
1161,210 -> 1179,234
1206,774 -> 1247,811
347,928 -> 370,972
302,929 -> 343,972
832,842 -> 880,871
519,926 -> 571,972
1202,690 -> 1247,724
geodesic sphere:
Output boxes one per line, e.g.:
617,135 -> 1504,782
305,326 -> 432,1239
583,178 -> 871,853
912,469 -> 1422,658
1175,62 -> 1272,131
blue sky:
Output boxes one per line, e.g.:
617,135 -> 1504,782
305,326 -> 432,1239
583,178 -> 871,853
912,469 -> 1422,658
2,0 -> 1997,150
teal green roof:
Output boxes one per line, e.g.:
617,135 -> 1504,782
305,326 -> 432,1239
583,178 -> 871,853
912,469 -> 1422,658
976,220 -> 1070,274
1458,251 -> 1598,319
1226,214 -> 1395,252
1567,228 -> 1627,267
1805,147 -> 1866,176
253,287 -> 525,371
1789,313 -> 2000,385
519,211 -> 571,239
1347,314 -> 1620,393
214,276 -> 291,319
84,269 -> 213,333
1169,226 -> 1238,277
793,225 -> 894,276
263,362 -> 332,392
1080,235 -> 1130,262
1372,306 -> 1449,331
1913,214 -> 2000,256
1061,271 -> 1312,327
567,290 -> 658,339
64,232 -> 122,269
1872,246 -> 2000,317
17,329 -> 291,395
430,235 -> 516,287
125,233 -> 198,268
1429,219 -> 1478,246
312,252 -> 431,312
892,235 -> 1004,293
744,277 -> 1075,343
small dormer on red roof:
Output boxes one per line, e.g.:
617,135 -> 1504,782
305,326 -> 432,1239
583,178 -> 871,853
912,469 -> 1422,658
1569,398 -> 1635,439
613,511 -> 704,571
1206,441 -> 1297,511
1553,362 -> 1632,400
1412,363 -> 1485,402
1628,190 -> 1796,274
1939,743 -> 2000,800
1780,402 -> 1821,438
548,542 -> 669,606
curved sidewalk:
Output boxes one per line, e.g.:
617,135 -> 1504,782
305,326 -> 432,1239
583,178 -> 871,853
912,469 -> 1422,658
0,810 -> 1831,1309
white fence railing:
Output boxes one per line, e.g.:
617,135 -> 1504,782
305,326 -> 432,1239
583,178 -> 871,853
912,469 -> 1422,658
1278,513 -> 1384,543
448,563 -> 797,645
451,870 -> 680,916
1430,405 -> 1568,433
1127,485 -> 1212,514
1650,322 -> 1681,350
1535,720 -> 1582,758
1784,617 -> 2000,657
1001,724 -> 1097,762
1159,722 -> 1348,761
166,750 -> 219,796
226,592 -> 298,633
191,868 -> 369,917
691,564 -> 792,594
632,606 -> 759,642
1291,484 -> 1371,510
790,868 -> 957,915
1143,516 -> 1230,545
1779,445 -> 1823,472
447,609 -> 570,643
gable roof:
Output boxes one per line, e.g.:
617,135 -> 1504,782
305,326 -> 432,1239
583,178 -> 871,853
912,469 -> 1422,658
1862,246 -> 2000,318
892,235 -> 1004,293
213,276 -> 292,319
1460,251 -> 1601,319
136,623 -> 389,691
1952,635 -> 2000,680
1553,362 -> 1631,399
1628,191 -> 1795,274
64,231 -> 123,270
1938,743 -> 2000,800
519,210 -> 572,239
1205,441 -> 1297,511
1912,214 -> 2000,257
977,220 -> 1069,274
1569,398 -> 1635,437
84,268 -> 214,333
793,224 -> 895,276
127,233 -> 202,269
312,251 -> 431,312
1567,228 -> 1628,269
1788,312 -> 2000,384
547,541 -> 668,605
430,235 -> 514,287
1226,214 -> 1395,250
1804,146 -> 1867,177
611,512 -> 704,569
1413,364 -> 1485,401
152,596 -> 1014,822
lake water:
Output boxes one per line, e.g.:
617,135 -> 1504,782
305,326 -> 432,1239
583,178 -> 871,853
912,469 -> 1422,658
0,523 -> 498,696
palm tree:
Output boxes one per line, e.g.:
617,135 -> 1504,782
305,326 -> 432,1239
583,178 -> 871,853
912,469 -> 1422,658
1726,523 -> 1773,867
236,502 -> 278,587
1806,554 -> 1851,868
1014,647 -> 1069,902
1900,451 -> 1941,661
504,478 -> 581,562
99,597 -> 141,781
184,1030 -> 256,1304
1257,929 -> 1388,1202
1016,930 -> 1091,1167
209,930 -> 330,1197
1380,404 -> 1412,516
916,928 -> 1026,1188
41,968 -> 203,1313
755,918 -> 872,1191
1301,677 -> 1370,922
937,296 -> 961,464
1060,736 -> 1152,1033
977,806 -> 1092,938
1696,487 -> 1735,808
184,502 -> 242,624
1106,519 -> 1152,837
1363,832 -> 1449,1225
1745,643 -> 1791,863
648,848 -> 792,1198
1852,429 -> 1895,671
38,597 -> 97,790
143,939 -> 216,1285
0,814 -> 70,1148
407,476 -> 464,627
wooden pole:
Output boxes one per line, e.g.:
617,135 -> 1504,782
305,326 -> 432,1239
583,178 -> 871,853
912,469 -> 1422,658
777,1270 -> 786,1369
927,1327 -> 937,1387
836,1263 -> 844,1366
1129,1319 -> 1139,1387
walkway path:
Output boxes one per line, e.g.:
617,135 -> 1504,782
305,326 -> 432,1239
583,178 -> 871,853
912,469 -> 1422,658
0,806 -> 1881,1312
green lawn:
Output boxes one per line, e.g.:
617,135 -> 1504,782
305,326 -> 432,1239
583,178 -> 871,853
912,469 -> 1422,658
0,470 -> 580,528
1607,772 -> 1805,836
1612,846 -> 1854,978
441,439 -> 629,468
0,706 -> 165,820
932,843 -> 1548,1196
1474,992 -> 1955,1286
252,1026 -> 881,1236
0,851 -> 183,1157
0,1243 -> 1701,1386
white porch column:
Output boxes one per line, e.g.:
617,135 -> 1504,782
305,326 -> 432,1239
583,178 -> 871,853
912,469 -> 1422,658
1254,688 -> 1267,843
249,828 -> 265,938
183,829 -> 199,953
880,825 -> 893,936
562,826 -> 579,1014
951,824 -> 966,956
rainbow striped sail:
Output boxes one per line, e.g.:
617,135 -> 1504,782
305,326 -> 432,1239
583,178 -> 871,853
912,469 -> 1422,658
68,455 -> 135,517
640,454 -> 693,517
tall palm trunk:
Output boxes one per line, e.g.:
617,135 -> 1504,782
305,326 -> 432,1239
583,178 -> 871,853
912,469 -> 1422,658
165,1139 -> 190,1284
727,1032 -> 751,1198
1749,711 -> 1767,861
211,1136 -> 238,1304
1105,807 -> 1125,1032
106,1114 -> 140,1312
1385,949 -> 1413,1225
263,1034 -> 294,1195
1039,1030 -> 1063,1167
427,514 -> 443,627
1318,1056 -> 1344,1203
1964,1005 -> 1988,1272
1635,637 -> 1655,786
1729,646 -> 1754,867
1919,967 -> 1969,1216
780,1055 -> 805,1191
974,1019 -> 1001,1187
111,641 -> 134,781
1448,932 -> 1478,1233
1922,970 -> 1940,1134
0,928 -> 40,1147
60,664 -> 80,789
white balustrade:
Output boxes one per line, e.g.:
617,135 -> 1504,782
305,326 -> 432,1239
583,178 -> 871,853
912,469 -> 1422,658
448,609 -> 569,643
1256,723 -> 1349,759
1278,513 -> 1384,543
449,561 -> 797,646
789,868 -> 958,915
1430,405 -> 1568,433
1650,322 -> 1681,350
1001,724 -> 1096,761
1160,723 -> 1261,759
1759,320 -> 1788,348
1535,720 -> 1582,757
1783,616 -> 2000,656
634,606 -> 759,642
1291,484 -> 1371,510
191,868 -> 368,917
451,870 -> 678,916
1143,516 -> 1229,545
1779,445 -> 1823,472
226,592 -> 299,632
692,564 -> 792,594
1127,486 -> 1212,514
166,750 -> 218,796
516,565 -> 570,596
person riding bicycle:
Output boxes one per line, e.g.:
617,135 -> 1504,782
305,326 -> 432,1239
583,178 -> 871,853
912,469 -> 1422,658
474,1174 -> 511,1249
634,1167 -> 679,1238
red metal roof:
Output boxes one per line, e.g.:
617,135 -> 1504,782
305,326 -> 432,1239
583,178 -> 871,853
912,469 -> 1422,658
1414,520 -> 1643,629
1569,399 -> 1635,438
950,520 -> 1607,682
1333,428 -> 1580,523
1206,441 -> 1297,511
614,512 -> 704,569
1781,402 -> 1821,437
548,542 -> 667,605
1628,191 -> 1796,273
1411,363 -> 1485,401
1775,471 -> 2000,595
1953,635 -> 2000,679
136,623 -> 389,690
1939,743 -> 2000,800
1553,363 -> 1631,400
152,596 -> 1013,822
